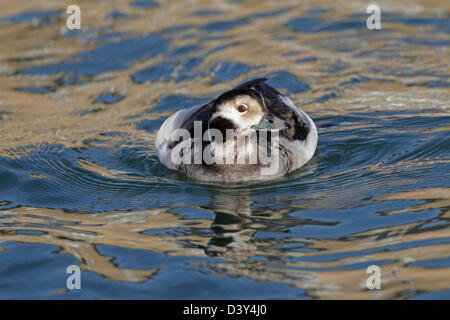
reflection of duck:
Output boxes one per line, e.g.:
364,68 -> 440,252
204,190 -> 290,257
156,78 -> 318,182
205,191 -> 258,256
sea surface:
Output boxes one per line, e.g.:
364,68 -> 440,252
0,0 -> 449,299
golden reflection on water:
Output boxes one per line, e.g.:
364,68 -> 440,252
1,186 -> 449,298
1,0 -> 448,149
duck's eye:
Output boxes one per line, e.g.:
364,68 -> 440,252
237,104 -> 248,113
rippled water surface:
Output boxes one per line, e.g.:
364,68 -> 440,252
0,0 -> 449,299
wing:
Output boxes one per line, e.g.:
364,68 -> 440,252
253,81 -> 311,141
155,102 -> 212,168
179,102 -> 212,134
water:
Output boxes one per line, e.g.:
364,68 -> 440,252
0,0 -> 449,299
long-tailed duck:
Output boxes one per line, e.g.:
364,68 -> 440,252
155,78 -> 317,182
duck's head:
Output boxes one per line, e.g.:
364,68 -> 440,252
208,88 -> 290,140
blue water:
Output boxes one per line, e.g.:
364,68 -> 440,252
0,0 -> 449,299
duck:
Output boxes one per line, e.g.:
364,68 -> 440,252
155,78 -> 317,182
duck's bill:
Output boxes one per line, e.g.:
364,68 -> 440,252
252,114 -> 291,131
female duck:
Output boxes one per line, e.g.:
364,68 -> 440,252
155,78 -> 317,182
